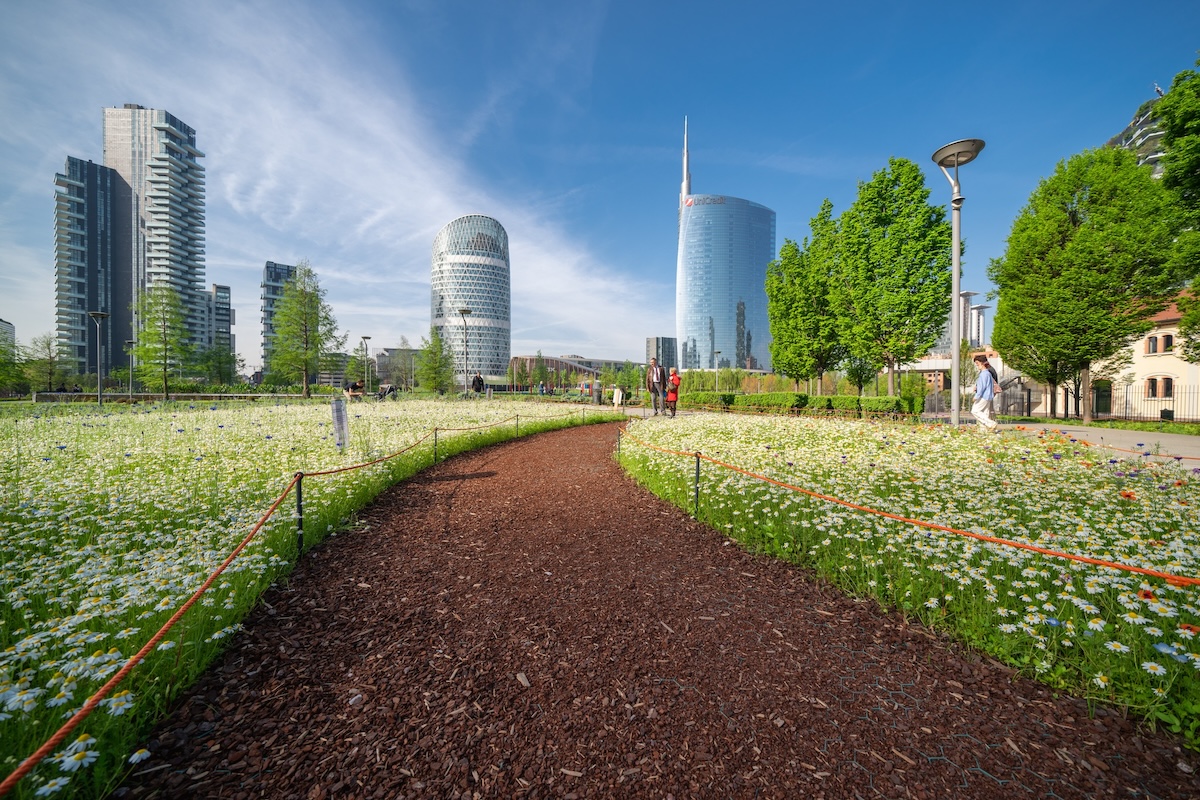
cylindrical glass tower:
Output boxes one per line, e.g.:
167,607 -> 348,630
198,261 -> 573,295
676,194 -> 775,372
431,215 -> 511,382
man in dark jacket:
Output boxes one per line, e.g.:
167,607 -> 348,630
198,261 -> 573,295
471,372 -> 484,396
645,358 -> 667,415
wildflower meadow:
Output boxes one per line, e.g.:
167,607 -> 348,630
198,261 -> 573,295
0,399 -> 618,799
619,413 -> 1200,748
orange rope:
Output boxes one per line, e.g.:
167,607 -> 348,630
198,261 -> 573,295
620,427 -> 1200,588
0,475 -> 301,797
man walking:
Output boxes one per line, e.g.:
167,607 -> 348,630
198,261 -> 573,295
646,357 -> 667,416
970,354 -> 999,432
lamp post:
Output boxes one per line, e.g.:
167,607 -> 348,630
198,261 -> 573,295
87,311 -> 109,405
931,138 -> 985,426
713,350 -> 721,392
126,340 -> 135,402
459,308 -> 471,396
360,335 -> 371,393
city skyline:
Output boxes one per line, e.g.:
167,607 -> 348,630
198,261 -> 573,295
2,2 -> 1198,371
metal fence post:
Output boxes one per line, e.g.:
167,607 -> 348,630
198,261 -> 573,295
515,415 -> 519,436
694,452 -> 701,518
295,471 -> 304,555
433,427 -> 438,463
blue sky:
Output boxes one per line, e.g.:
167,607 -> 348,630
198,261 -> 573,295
1,1 -> 1197,371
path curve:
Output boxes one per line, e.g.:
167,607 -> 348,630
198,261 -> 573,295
121,422 -> 1198,799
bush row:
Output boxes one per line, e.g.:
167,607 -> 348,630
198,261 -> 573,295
680,391 -> 920,416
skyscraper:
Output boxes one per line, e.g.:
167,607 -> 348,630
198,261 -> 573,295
676,122 -> 775,371
261,261 -> 297,374
431,215 -> 511,381
102,104 -> 208,347
53,157 -> 117,374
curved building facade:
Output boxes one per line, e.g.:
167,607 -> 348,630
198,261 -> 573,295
431,215 -> 511,381
676,194 -> 775,371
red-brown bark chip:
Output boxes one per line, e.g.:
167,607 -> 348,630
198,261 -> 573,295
120,422 -> 1199,799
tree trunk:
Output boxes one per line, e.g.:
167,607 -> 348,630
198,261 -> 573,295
1081,364 -> 1092,424
887,361 -> 896,396
1048,382 -> 1058,418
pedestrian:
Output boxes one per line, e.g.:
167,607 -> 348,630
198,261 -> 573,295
344,379 -> 364,401
646,357 -> 667,415
970,354 -> 999,432
665,366 -> 680,417
471,371 -> 484,398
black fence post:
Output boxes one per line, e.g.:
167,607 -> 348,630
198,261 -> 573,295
295,471 -> 304,555
694,452 -> 701,518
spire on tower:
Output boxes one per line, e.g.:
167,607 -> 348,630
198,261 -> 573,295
680,116 -> 691,210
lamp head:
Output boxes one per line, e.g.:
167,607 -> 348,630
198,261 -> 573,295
932,139 -> 985,169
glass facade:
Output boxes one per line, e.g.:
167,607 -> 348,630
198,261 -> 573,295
676,194 -> 775,371
431,215 -> 511,381
103,104 -> 207,348
260,261 -> 297,373
53,156 -> 116,375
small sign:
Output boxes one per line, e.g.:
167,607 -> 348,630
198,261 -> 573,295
331,398 -> 349,449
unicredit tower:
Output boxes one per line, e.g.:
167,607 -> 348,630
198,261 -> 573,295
675,120 -> 775,372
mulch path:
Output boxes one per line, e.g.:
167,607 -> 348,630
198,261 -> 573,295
120,422 -> 1199,799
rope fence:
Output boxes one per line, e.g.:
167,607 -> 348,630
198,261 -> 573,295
617,426 -> 1200,589
0,406 -> 603,797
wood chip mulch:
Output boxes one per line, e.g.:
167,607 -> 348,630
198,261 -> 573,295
119,421 -> 1199,799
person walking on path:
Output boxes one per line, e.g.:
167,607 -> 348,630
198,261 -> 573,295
471,372 -> 484,398
970,354 -> 999,432
646,357 -> 667,415
665,366 -> 681,417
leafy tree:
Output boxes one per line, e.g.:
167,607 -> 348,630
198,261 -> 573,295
842,354 -> 877,396
23,333 -> 67,392
533,351 -> 549,388
766,201 -> 846,393
831,158 -> 952,395
132,284 -> 191,396
416,326 -> 454,394
194,342 -> 244,385
270,261 -> 345,398
515,359 -> 530,391
1156,58 -> 1200,360
989,147 -> 1182,421
0,335 -> 26,394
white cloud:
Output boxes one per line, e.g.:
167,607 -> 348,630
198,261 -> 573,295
0,0 -> 665,371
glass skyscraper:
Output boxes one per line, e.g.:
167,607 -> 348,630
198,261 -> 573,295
431,215 -> 511,381
676,122 -> 775,371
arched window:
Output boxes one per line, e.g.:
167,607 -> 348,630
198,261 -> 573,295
1146,378 -> 1158,398
1147,336 -> 1158,354
1163,377 -> 1174,398
1163,334 -> 1174,352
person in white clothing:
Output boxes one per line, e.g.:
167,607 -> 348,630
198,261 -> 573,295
970,354 -> 999,432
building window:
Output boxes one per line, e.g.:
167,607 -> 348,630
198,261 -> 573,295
1146,378 -> 1158,398
1147,336 -> 1158,354
1163,377 -> 1174,398
1163,334 -> 1174,352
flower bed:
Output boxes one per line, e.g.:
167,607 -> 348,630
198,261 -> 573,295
619,413 -> 1200,747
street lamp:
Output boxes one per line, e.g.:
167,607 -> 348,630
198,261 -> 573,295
87,311 -> 109,405
931,138 -> 985,426
360,335 -> 371,393
459,308 -> 472,396
125,340 -> 135,402
713,350 -> 721,392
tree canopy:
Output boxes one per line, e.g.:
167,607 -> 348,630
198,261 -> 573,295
829,158 -> 952,395
416,326 -> 454,394
766,199 -> 845,393
270,261 -> 345,397
989,146 -> 1183,418
132,284 -> 191,396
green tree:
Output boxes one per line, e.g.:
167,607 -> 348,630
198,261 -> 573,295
1156,57 -> 1200,360
416,326 -> 454,394
131,285 -> 191,396
22,333 -> 67,392
766,201 -> 845,393
989,147 -> 1183,421
194,342 -> 244,385
843,355 -> 878,396
271,261 -> 345,398
831,158 -> 952,395
515,359 -> 530,391
533,351 -> 549,389
0,334 -> 27,394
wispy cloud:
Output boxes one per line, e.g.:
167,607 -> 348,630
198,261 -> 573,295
0,0 -> 662,369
